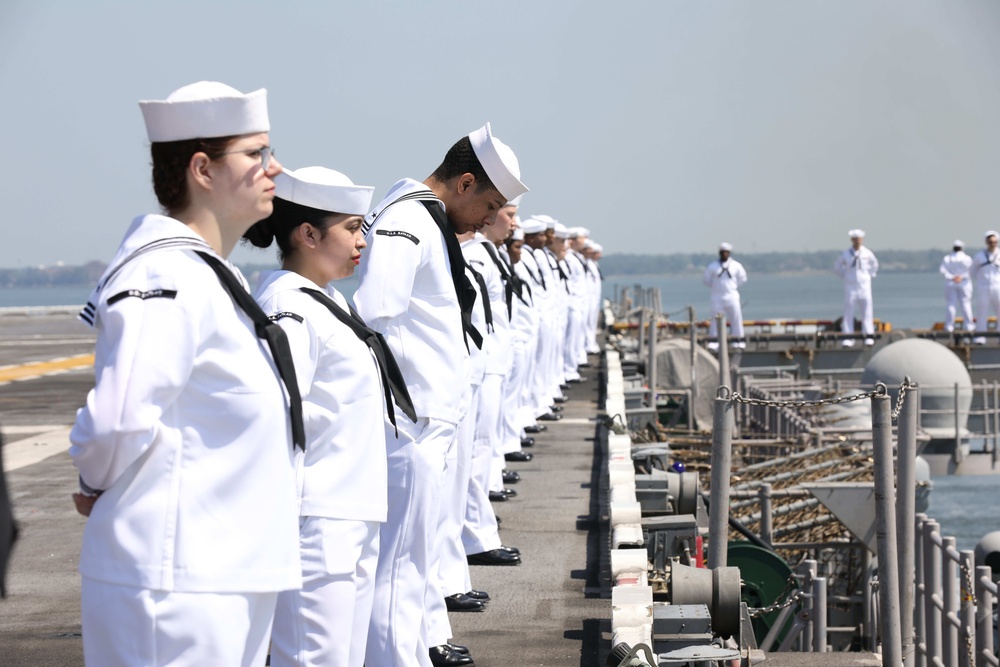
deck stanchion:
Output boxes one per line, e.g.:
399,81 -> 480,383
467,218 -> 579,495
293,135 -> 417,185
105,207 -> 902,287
708,387 -> 734,569
873,388 -> 903,666
975,565 -> 994,666
815,575 -> 828,652
960,550 -> 976,667
647,311 -> 657,414
718,313 -> 729,390
925,520 -> 943,664
943,536 -> 960,666
915,514 -> 927,667
898,381 -> 919,666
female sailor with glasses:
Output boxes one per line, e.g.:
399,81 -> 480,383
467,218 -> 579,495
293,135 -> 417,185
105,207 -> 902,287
69,81 -> 303,667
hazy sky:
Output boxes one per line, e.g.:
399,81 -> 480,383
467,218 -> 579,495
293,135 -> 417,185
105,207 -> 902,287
4,1 -> 1000,268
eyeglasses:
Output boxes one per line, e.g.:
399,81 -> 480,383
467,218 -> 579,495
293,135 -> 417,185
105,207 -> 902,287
218,145 -> 275,171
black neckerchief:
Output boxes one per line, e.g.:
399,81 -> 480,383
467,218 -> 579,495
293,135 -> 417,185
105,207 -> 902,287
481,241 -> 525,318
572,251 -> 591,275
718,261 -> 732,278
465,262 -> 493,333
525,247 -> 546,288
299,288 -> 417,435
982,252 -> 1000,268
196,252 -> 305,451
419,201 -> 483,351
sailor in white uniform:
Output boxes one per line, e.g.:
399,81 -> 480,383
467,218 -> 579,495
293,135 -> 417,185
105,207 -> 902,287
565,227 -> 592,368
354,123 -> 527,667
70,82 -> 302,667
503,225 -> 542,455
833,229 -> 879,346
940,239 -> 975,334
519,217 -> 557,429
582,240 -> 603,354
702,242 -> 748,349
246,167 -> 416,667
971,231 -> 1000,345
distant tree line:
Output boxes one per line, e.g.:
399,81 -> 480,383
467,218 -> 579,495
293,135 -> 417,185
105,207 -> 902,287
0,250 -> 951,287
598,249 -> 944,276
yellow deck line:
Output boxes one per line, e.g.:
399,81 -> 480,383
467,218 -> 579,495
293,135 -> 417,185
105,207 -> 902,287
0,353 -> 94,383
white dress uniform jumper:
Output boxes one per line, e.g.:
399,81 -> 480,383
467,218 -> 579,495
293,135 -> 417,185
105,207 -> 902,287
71,216 -> 302,667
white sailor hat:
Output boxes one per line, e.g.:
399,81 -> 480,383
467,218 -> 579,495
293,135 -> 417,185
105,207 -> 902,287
504,194 -> 524,209
468,122 -> 528,202
533,214 -> 558,230
567,227 -> 581,239
849,229 -> 866,238
553,222 -> 570,239
511,227 -> 525,241
719,242 -> 733,251
274,166 -> 374,216
953,239 -> 965,248
520,217 -> 547,234
139,81 -> 269,143
592,242 -> 603,252
986,230 -> 999,240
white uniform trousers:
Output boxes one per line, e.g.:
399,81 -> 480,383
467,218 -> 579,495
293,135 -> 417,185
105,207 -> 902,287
423,385 -> 477,651
709,293 -> 745,340
272,517 -> 380,667
516,334 -> 540,428
563,308 -> 584,380
842,288 -> 874,336
531,318 -> 556,415
81,578 -> 277,667
975,286 -> 1000,335
548,313 -> 568,399
586,294 -> 601,353
367,416 -> 454,667
468,374 -> 506,528
945,281 -> 975,332
503,343 -> 530,454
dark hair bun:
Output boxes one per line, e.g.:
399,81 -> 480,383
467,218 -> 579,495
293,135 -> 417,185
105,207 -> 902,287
242,219 -> 275,248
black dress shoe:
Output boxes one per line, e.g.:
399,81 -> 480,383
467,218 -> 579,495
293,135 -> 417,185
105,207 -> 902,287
501,487 -> 517,498
467,549 -> 521,566
488,490 -> 508,502
524,424 -> 546,433
520,437 -> 535,447
444,593 -> 485,612
494,514 -> 501,524
430,644 -> 475,666
502,470 -> 520,484
550,405 -> 564,412
500,545 -> 520,555
466,589 -> 491,602
560,384 -> 570,390
537,412 -> 561,422
505,451 -> 533,462
447,641 -> 470,654
553,395 -> 568,403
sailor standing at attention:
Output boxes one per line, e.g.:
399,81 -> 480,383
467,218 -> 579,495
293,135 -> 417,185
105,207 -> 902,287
940,239 -> 975,335
354,123 -> 527,667
971,231 -> 1000,345
702,242 -> 748,350
833,229 -> 879,347
70,81 -> 303,667
246,166 -> 416,667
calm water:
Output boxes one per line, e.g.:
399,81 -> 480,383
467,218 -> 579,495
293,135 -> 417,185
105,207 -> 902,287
2,271 -> 996,548
603,271 -> 945,330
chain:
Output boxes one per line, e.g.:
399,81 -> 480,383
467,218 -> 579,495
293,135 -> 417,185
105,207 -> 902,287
732,380 -> 916,422
747,574 -> 802,618
731,389 -> 876,410
890,381 -> 913,422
